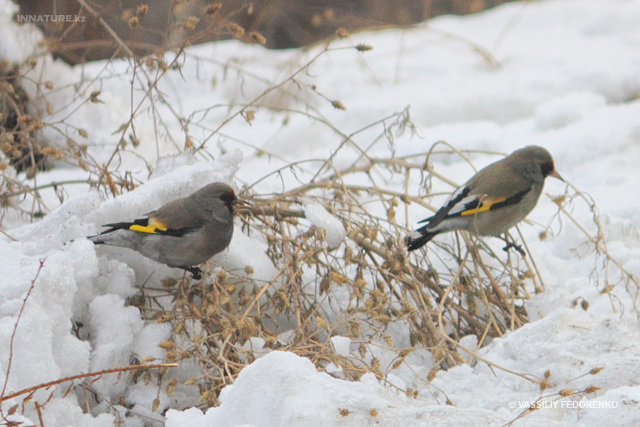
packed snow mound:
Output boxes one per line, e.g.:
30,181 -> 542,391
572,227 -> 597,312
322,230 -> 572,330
1,0 -> 640,425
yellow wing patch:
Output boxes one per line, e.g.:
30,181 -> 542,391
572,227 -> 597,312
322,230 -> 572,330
128,219 -> 168,234
460,196 -> 506,216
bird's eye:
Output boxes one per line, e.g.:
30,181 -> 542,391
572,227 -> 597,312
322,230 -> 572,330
219,191 -> 236,205
541,161 -> 554,177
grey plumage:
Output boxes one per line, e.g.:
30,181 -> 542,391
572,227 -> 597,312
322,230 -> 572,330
406,146 -> 563,252
89,182 -> 250,279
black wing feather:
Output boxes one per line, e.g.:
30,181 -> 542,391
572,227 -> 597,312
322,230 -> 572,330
98,217 -> 196,237
416,186 -> 531,229
417,186 -> 471,228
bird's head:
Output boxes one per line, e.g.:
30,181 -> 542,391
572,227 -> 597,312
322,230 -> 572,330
514,145 -> 564,183
197,183 -> 252,216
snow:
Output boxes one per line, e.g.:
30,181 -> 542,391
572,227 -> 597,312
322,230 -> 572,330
303,201 -> 347,249
1,0 -> 640,425
165,351 -> 505,427
331,335 -> 352,357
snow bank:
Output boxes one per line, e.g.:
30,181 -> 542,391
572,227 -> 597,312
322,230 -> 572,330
165,351 -> 506,427
2,0 -> 640,425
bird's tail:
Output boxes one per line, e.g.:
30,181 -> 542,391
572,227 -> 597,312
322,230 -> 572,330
89,235 -> 105,244
405,228 -> 438,251
88,222 -> 136,245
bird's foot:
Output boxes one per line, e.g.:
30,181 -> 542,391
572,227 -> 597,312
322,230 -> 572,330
502,241 -> 526,257
180,266 -> 203,280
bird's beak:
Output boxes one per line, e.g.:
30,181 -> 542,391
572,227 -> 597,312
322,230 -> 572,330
550,169 -> 564,182
233,197 -> 253,209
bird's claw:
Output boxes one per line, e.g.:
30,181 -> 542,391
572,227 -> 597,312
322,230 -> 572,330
502,241 -> 526,257
181,266 -> 203,280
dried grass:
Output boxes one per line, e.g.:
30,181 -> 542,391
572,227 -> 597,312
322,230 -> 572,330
1,3 -> 638,421
128,131 -> 562,406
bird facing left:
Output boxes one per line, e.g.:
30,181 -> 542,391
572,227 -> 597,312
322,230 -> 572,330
89,182 -> 251,280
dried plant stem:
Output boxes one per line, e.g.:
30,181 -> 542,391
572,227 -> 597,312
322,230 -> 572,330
0,363 -> 178,403
1,258 -> 46,409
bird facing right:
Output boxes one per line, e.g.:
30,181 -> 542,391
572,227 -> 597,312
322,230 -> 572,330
89,182 -> 250,279
406,145 -> 564,252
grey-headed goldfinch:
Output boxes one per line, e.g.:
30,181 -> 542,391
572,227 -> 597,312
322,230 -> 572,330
90,182 -> 250,279
406,146 -> 563,252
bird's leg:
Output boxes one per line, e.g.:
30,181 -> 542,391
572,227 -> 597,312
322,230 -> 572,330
180,266 -> 203,280
500,234 -> 526,257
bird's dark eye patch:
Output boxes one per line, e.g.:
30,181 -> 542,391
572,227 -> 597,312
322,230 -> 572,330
541,161 -> 555,177
219,191 -> 236,205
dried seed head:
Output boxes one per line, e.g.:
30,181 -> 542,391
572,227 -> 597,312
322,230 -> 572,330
331,100 -> 346,110
42,147 -> 63,160
183,16 -> 199,31
386,206 -> 395,222
539,378 -> 549,391
89,90 -> 103,103
336,28 -> 349,38
227,22 -> 245,38
249,32 -> 266,45
358,343 -> 366,358
184,377 -> 198,386
329,271 -> 349,285
324,9 -> 334,21
0,132 -> 13,145
129,134 -> 140,147
166,378 -> 178,395
320,275 -> 331,294
159,340 -> 176,350
162,279 -> 177,289
316,315 -> 329,330
243,110 -> 255,124
137,5 -> 149,17
128,16 -> 139,27
206,3 -> 222,15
